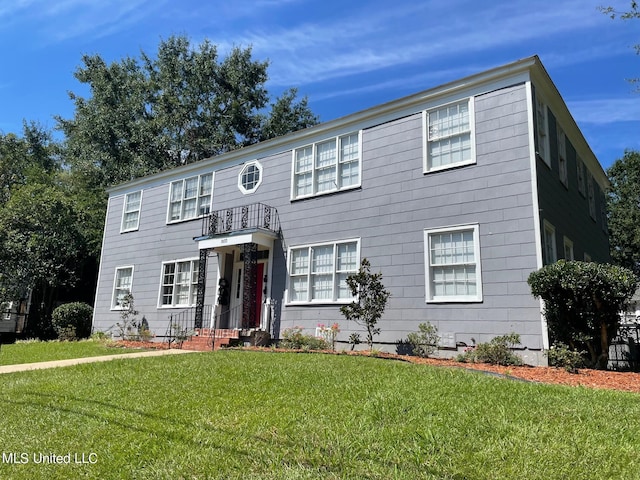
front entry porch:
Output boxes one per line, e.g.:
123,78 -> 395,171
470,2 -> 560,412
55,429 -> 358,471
184,203 -> 280,350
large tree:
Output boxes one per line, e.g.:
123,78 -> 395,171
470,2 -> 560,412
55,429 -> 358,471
0,125 -> 90,336
600,1 -> 640,89
607,150 -> 640,274
57,35 -> 319,188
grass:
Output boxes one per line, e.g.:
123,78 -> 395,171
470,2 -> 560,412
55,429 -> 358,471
0,338 -> 150,366
0,350 -> 639,479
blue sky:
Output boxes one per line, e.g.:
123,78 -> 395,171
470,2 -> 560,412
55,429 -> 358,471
0,0 -> 638,170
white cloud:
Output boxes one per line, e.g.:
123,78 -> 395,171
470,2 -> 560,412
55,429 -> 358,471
568,98 -> 640,124
209,0 -> 613,87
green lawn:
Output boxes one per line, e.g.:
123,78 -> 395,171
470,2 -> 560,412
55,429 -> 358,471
0,339 -> 150,366
0,350 -> 639,479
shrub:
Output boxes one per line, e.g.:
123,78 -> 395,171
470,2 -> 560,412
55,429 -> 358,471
457,333 -> 523,366
528,261 -> 637,369
406,322 -> 439,358
348,332 -> 361,351
545,343 -> 585,373
317,323 -> 340,351
279,327 -> 329,351
51,302 -> 93,341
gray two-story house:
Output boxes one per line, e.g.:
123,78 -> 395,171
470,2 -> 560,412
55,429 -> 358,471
92,56 -> 610,365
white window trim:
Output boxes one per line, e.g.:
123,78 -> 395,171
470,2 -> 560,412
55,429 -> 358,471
166,172 -> 214,224
120,190 -> 143,233
422,97 -> 476,174
535,94 -> 551,168
290,131 -> 362,200
424,224 -> 483,303
543,220 -> 557,265
563,236 -> 574,261
158,257 -> 200,308
111,266 -> 134,311
238,160 -> 263,195
286,238 -> 360,304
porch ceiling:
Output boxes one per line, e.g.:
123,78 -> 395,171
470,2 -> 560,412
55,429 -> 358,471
196,229 -> 278,250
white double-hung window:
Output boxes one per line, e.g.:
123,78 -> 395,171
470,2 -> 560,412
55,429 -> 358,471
424,225 -> 482,302
160,259 -> 199,307
168,173 -> 213,223
112,266 -> 134,309
424,98 -> 475,173
288,240 -> 359,303
121,190 -> 142,232
292,132 -> 361,199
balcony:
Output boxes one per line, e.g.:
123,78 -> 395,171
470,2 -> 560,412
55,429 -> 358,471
199,203 -> 280,241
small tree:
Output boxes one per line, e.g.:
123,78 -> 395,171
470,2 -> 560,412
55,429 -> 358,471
528,261 -> 637,369
340,258 -> 390,350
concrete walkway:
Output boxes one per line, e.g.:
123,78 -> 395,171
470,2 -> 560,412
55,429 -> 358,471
0,348 -> 197,374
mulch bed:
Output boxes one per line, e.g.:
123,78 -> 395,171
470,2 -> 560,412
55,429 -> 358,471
111,341 -> 640,393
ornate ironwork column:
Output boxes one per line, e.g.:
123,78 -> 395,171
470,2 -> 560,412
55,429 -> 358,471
242,242 -> 258,329
195,248 -> 209,329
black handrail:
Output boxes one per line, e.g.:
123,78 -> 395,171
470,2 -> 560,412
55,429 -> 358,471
201,203 -> 280,237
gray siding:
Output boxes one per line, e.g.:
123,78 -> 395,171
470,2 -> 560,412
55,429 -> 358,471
94,82 -> 545,350
93,62 -> 607,362
535,91 -> 610,263
93,186 -> 219,337
189,83 -> 543,349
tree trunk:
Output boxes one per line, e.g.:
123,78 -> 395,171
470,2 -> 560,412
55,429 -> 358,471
598,320 -> 609,370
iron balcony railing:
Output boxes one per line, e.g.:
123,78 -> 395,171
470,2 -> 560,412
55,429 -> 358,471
201,203 -> 280,238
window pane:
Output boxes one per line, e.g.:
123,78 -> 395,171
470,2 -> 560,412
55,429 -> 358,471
339,160 -> 358,188
335,272 -> 353,299
315,165 -> 336,193
169,202 -> 181,221
123,212 -> 138,231
199,195 -> 211,215
200,174 -> 213,196
184,177 -> 198,199
312,246 -> 334,273
337,242 -> 357,271
431,231 -> 474,265
182,198 -> 197,219
125,191 -> 141,211
190,261 -> 199,305
170,181 -> 183,202
316,140 -> 336,168
429,102 -> 469,140
295,147 -> 313,173
295,172 -> 312,197
290,277 -> 308,301
340,134 -> 358,163
291,249 -> 309,275
311,274 -> 333,300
